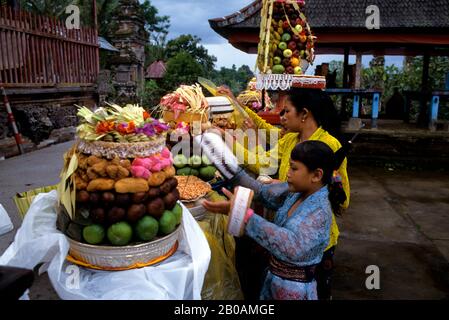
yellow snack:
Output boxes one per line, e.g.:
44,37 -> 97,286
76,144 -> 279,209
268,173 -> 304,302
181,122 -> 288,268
75,173 -> 88,190
86,178 -> 115,192
163,166 -> 176,178
148,171 -> 167,187
115,178 -> 149,193
87,155 -> 103,167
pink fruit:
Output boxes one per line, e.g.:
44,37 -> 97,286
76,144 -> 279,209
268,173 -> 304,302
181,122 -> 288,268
151,163 -> 163,173
161,148 -> 171,159
131,166 -> 151,179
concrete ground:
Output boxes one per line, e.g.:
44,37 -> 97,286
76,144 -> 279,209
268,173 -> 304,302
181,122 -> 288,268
1,141 -> 449,300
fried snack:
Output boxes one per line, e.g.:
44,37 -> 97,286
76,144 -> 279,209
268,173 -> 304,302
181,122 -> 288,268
75,173 -> 88,190
175,175 -> 212,201
120,159 -> 132,171
115,178 -> 149,194
163,166 -> 176,178
148,171 -> 167,187
91,161 -> 108,177
78,154 -> 89,170
87,155 -> 103,167
106,164 -> 130,180
86,167 -> 99,180
86,178 -> 115,192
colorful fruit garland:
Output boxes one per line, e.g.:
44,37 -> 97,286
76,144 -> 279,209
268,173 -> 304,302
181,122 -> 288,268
158,84 -> 209,120
77,103 -> 169,143
257,0 -> 316,75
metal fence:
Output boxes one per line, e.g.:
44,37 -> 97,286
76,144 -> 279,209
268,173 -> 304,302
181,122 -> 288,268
0,5 -> 99,88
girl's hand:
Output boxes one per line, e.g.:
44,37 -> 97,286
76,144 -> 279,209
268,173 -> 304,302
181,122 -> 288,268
202,188 -> 234,214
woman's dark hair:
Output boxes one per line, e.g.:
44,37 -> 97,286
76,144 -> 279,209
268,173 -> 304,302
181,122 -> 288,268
291,140 -> 347,216
287,88 -> 342,144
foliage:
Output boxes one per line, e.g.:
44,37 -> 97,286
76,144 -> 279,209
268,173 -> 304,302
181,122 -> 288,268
165,35 -> 217,74
141,0 -> 170,45
210,65 -> 255,95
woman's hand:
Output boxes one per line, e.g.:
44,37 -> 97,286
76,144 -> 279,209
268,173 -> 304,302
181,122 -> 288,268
217,85 -> 237,101
202,188 -> 234,214
242,117 -> 256,131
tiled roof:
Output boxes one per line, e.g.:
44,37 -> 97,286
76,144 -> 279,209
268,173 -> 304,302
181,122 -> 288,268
145,60 -> 166,79
210,0 -> 449,30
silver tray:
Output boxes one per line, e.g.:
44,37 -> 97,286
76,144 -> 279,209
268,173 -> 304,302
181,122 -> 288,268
67,223 -> 182,270
182,198 -> 207,221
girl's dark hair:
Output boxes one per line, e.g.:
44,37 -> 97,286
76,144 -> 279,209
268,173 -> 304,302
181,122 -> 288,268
287,88 -> 342,144
291,140 -> 347,216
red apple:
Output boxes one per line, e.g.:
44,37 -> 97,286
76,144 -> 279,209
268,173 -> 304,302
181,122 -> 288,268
288,41 -> 297,50
282,21 -> 290,29
282,58 -> 291,67
293,49 -> 300,58
293,34 -> 300,41
286,66 -> 295,74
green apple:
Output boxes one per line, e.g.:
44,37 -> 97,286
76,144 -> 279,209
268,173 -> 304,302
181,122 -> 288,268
294,66 -> 302,75
273,56 -> 282,65
283,49 -> 293,58
300,50 -> 305,58
295,25 -> 303,33
281,33 -> 291,42
272,64 -> 285,74
278,42 -> 287,50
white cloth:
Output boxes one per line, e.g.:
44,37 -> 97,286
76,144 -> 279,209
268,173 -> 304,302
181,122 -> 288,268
0,204 -> 14,236
0,191 -> 211,300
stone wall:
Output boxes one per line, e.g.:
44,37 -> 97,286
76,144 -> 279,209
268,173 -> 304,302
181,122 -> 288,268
0,92 -> 96,158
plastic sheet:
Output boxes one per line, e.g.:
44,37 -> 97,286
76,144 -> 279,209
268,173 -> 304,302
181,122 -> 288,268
0,191 -> 211,300
0,204 -> 14,236
198,212 -> 244,300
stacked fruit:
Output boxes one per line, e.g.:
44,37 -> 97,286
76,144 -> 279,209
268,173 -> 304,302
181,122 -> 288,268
267,0 -> 315,74
173,154 -> 218,182
72,148 -> 182,246
59,104 -> 183,247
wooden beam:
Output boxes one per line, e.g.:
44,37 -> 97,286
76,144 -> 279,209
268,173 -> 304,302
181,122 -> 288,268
355,51 -> 362,89
342,47 -> 349,88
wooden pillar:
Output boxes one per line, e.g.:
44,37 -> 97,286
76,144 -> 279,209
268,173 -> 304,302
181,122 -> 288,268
341,47 -> 350,119
342,47 -> 349,88
418,53 -> 430,127
355,51 -> 362,89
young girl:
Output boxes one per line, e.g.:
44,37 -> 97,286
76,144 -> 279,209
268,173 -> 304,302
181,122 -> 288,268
203,140 -> 339,300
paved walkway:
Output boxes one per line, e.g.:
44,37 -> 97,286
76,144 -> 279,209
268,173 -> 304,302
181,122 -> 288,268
0,142 -> 448,299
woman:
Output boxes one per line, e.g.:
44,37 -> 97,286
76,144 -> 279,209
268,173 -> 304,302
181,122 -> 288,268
203,141 -> 338,300
219,87 -> 350,300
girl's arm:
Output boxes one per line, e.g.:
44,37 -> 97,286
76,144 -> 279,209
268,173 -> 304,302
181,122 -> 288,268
230,170 -> 290,211
245,207 -> 331,264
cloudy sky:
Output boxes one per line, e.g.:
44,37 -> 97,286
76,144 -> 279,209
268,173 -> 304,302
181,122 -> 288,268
148,0 -> 404,73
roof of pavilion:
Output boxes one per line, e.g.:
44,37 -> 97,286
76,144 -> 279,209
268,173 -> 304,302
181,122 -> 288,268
209,0 -> 449,55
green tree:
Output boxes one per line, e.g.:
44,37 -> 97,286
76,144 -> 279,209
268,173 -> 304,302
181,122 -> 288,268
20,0 -> 73,17
141,0 -> 170,45
162,51 -> 205,91
210,64 -> 254,95
165,35 -> 217,74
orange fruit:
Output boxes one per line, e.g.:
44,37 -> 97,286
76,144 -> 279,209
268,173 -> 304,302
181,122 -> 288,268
291,57 -> 300,67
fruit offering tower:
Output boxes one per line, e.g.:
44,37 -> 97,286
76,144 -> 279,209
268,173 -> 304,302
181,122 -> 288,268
256,0 -> 326,90
57,104 -> 183,270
